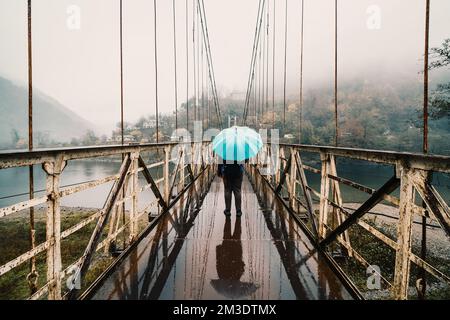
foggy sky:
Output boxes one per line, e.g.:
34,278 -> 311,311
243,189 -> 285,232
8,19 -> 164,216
1,0 -> 449,134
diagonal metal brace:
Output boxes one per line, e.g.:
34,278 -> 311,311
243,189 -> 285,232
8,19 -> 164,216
186,164 -> 200,206
320,175 -> 400,248
138,156 -> 168,211
68,154 -> 131,299
168,149 -> 184,204
412,172 -> 450,239
275,154 -> 292,194
294,152 -> 319,240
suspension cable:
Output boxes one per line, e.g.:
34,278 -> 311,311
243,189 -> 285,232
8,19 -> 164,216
185,0 -> 189,131
244,0 -> 266,125
120,0 -> 124,145
260,9 -> 266,120
153,0 -> 159,142
172,0 -> 178,130
272,0 -> 276,127
193,0 -> 197,122
265,1 -> 270,115
197,1 -> 201,122
243,0 -> 263,124
243,0 -> 262,124
258,30 -> 262,121
299,0 -> 304,143
27,0 -> 37,294
207,75 -> 211,128
199,0 -> 222,126
334,0 -> 338,146
419,0 -> 431,300
198,0 -> 223,129
282,0 -> 288,126
201,34 -> 205,128
243,0 -> 267,125
254,58 -> 257,123
423,0 -> 430,154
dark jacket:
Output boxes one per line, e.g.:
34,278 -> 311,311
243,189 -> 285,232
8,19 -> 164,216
218,163 -> 244,177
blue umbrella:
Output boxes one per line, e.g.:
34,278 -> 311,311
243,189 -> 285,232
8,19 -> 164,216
212,126 -> 263,161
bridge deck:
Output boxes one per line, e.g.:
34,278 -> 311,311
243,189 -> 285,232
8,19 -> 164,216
89,175 -> 352,300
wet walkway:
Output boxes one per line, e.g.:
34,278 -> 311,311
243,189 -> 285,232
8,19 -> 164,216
89,175 -> 352,300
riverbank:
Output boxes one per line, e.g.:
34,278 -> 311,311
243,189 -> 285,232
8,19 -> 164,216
340,202 -> 450,299
0,206 -> 113,299
1,203 -> 448,299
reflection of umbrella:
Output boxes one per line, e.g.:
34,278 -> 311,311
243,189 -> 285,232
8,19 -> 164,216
212,126 -> 263,162
210,279 -> 259,299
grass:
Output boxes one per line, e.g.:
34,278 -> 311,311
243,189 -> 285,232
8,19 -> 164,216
0,208 -> 117,300
334,217 -> 450,300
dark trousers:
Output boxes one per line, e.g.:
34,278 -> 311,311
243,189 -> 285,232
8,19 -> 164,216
223,172 -> 243,212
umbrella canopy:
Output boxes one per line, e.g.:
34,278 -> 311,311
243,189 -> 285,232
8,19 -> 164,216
212,126 -> 263,161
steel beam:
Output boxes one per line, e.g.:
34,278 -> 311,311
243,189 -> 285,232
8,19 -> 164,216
320,175 -> 400,248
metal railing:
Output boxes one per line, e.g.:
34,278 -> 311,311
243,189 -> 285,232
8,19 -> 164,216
0,141 -> 214,300
250,143 -> 450,300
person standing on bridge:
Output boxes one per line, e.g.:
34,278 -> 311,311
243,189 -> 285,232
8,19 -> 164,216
218,161 -> 244,217
213,126 -> 263,217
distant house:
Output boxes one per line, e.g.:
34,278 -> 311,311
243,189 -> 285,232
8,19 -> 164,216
143,119 -> 157,129
113,135 -> 135,143
284,134 -> 295,140
124,135 -> 135,142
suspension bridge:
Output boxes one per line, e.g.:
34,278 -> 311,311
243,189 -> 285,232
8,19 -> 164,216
0,0 -> 449,301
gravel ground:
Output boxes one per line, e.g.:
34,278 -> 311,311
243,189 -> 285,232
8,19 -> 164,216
344,202 -> 450,299
345,202 -> 449,262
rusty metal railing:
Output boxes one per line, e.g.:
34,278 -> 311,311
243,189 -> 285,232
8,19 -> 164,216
250,143 -> 450,300
0,142 -> 214,300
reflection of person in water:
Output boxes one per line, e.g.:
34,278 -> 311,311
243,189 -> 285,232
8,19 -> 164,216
211,218 -> 258,299
216,217 -> 244,281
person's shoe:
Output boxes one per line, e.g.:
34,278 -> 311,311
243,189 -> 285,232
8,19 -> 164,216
224,210 -> 231,217
236,210 -> 242,217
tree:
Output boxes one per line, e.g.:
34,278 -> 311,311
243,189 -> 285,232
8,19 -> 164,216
136,116 -> 147,129
82,130 -> 98,145
70,137 -> 80,146
429,39 -> 450,120
430,39 -> 450,70
430,83 -> 450,120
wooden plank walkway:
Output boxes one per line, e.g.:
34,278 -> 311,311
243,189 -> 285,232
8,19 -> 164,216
90,175 -> 352,300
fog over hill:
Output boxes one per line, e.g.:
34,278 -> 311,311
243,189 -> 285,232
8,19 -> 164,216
0,76 -> 94,149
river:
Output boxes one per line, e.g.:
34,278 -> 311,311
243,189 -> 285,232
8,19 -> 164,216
0,159 -> 449,209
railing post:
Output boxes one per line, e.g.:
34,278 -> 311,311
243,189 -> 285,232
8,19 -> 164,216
164,146 -> 171,203
329,155 -> 351,250
269,145 -> 274,177
201,143 -> 206,194
179,145 -> 185,192
276,147 -> 284,187
129,151 -> 140,242
43,156 -> 65,300
393,164 -> 415,299
288,148 -> 297,209
319,153 -> 330,239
